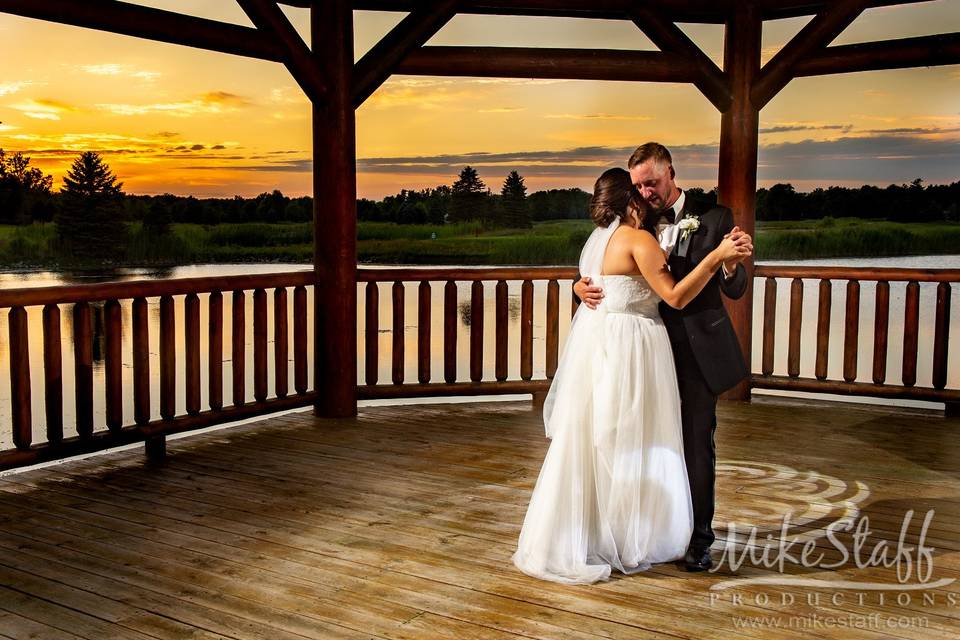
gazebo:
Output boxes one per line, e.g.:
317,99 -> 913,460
1,3 -> 960,637
1,0 -> 958,462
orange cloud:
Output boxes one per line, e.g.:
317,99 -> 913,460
96,91 -> 251,117
9,98 -> 77,120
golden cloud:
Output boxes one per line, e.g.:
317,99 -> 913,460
96,91 -> 252,117
10,98 -> 77,120
0,81 -> 31,97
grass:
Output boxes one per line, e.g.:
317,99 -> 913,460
2,217 -> 958,268
755,217 -> 960,260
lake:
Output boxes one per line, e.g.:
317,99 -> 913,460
1,255 -> 958,450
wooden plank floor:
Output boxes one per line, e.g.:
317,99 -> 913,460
0,398 -> 958,639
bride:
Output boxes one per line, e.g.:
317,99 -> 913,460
512,168 -> 750,584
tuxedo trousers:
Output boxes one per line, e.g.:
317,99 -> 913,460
668,327 -> 718,550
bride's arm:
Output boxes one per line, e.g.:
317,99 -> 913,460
631,231 -> 748,310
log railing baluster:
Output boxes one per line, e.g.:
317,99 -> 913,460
159,295 -> 176,421
470,281 -> 484,382
42,304 -> 63,443
132,297 -> 151,425
253,288 -> 268,402
274,287 -> 289,398
902,281 -> 920,387
546,279 -> 560,378
418,281 -> 431,384
73,302 -> 94,437
873,281 -> 890,384
495,280 -> 508,382
293,285 -> 308,394
843,280 -> 860,383
787,278 -> 802,378
209,291 -> 223,410
9,306 -> 31,449
365,282 -> 379,386
761,277 -> 777,375
232,290 -> 246,406
933,282 -> 951,390
520,280 -> 534,381
815,280 -> 831,380
185,293 -> 201,415
104,299 -> 123,430
392,281 -> 404,385
444,281 -> 457,383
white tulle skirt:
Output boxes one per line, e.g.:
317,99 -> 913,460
512,307 -> 693,584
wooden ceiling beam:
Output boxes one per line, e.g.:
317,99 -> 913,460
393,46 -> 699,83
348,0 -> 933,24
794,32 -> 960,77
627,6 -> 730,111
236,0 -> 327,102
751,0 -> 867,109
353,0 -> 461,107
0,0 -> 285,61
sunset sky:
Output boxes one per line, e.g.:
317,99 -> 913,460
1,1 -> 958,200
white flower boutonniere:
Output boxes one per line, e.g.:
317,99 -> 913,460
678,215 -> 701,241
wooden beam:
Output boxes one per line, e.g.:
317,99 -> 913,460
0,0 -> 284,62
627,6 -> 731,111
312,0 -> 358,418
718,3 -> 761,402
353,0 -> 461,107
394,46 -> 699,82
237,0 -> 327,102
751,0 -> 867,109
794,32 -> 960,77
350,0 -> 933,24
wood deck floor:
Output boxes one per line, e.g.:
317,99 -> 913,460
0,398 -> 958,639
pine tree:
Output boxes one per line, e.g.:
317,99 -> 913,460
500,170 -> 531,229
56,151 -> 127,260
449,166 -> 489,224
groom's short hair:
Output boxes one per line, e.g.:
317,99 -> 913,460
628,142 -> 672,170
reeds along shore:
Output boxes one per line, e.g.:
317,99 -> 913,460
2,218 -> 960,268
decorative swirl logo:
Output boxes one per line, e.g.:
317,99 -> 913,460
709,460 -> 955,591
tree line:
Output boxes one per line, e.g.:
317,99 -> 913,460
2,149 -> 958,240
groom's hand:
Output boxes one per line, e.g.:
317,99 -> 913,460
573,276 -> 604,310
721,226 -> 753,276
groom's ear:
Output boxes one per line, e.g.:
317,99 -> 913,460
668,165 -> 675,180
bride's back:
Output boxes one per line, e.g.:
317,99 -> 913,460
601,224 -> 654,276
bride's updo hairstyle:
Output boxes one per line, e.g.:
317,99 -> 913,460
590,168 -> 648,229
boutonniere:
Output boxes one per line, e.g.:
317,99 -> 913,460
678,215 -> 701,241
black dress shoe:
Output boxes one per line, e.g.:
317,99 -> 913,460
682,546 -> 712,572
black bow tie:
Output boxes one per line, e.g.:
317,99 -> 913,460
659,209 -> 676,224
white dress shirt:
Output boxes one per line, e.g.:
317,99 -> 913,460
656,190 -> 686,255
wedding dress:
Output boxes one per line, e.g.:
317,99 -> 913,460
512,218 -> 693,584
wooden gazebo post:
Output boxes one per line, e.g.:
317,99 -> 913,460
312,0 -> 358,418
717,4 -> 761,402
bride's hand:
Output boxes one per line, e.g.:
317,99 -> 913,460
714,234 -> 752,263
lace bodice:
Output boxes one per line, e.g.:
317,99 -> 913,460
596,274 -> 662,318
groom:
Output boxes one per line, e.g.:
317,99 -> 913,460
574,142 -> 751,572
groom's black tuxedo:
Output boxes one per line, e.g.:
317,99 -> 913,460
658,195 -> 749,393
658,193 -> 749,554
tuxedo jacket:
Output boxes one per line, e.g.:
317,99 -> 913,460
657,195 -> 749,395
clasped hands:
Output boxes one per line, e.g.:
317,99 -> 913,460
573,227 -> 753,310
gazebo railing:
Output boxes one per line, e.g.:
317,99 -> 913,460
0,272 -> 318,470
3,264 -> 959,471
357,266 -> 578,400
752,265 -> 960,412
0,267 -> 578,471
